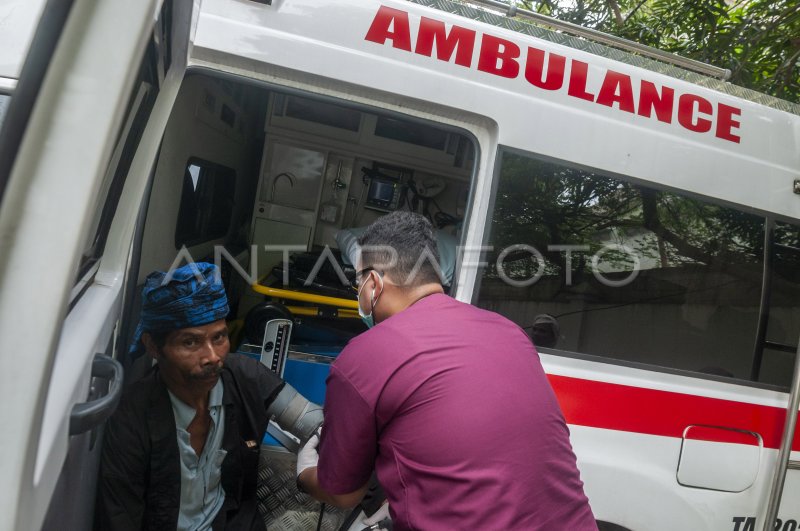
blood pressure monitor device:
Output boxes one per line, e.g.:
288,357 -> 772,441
259,318 -> 292,377
258,318 -> 324,449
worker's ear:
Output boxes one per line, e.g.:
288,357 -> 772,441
141,332 -> 159,360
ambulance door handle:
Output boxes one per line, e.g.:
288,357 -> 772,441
68,355 -> 124,436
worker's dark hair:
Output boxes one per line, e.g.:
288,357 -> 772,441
357,211 -> 443,287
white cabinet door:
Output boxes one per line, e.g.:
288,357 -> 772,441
263,142 -> 326,211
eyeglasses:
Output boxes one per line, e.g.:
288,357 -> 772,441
350,267 -> 381,292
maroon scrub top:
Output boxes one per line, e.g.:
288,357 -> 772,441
318,293 -> 597,531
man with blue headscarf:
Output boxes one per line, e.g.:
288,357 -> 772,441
96,263 -> 322,531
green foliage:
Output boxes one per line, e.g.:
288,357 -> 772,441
513,0 -> 800,103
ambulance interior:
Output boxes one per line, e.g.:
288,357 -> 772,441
133,72 -> 800,399
133,72 -> 475,397
128,71 -> 477,525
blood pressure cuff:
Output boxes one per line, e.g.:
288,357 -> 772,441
129,262 -> 230,354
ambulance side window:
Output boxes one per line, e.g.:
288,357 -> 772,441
475,149 -> 797,387
174,158 -> 236,248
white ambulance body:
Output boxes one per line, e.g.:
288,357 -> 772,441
1,1 -> 798,530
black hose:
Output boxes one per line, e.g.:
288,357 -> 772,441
316,503 -> 326,531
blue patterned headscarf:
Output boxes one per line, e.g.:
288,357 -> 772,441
129,262 -> 230,354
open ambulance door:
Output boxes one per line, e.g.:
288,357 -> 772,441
0,0 -> 193,529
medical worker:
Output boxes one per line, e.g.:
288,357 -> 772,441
296,211 -> 597,530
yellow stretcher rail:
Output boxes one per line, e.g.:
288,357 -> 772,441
251,284 -> 359,310
286,306 -> 360,319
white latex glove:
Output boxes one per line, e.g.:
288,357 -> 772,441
362,502 -> 391,527
296,429 -> 321,478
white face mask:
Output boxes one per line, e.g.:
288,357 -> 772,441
357,272 -> 383,328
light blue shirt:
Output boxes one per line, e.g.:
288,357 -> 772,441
168,379 -> 227,531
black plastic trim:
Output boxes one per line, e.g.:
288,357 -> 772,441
750,217 -> 775,380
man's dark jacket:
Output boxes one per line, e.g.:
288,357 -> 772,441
95,353 -> 284,531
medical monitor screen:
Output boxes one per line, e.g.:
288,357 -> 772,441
365,179 -> 399,211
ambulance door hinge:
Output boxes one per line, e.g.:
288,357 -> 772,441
793,179 -> 800,195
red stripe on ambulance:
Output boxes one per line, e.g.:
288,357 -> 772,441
365,5 -> 742,143
548,374 -> 800,451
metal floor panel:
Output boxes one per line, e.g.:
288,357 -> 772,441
258,446 -> 349,531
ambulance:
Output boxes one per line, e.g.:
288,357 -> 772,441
1,0 -> 798,530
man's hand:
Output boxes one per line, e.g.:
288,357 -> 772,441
296,429 -> 321,479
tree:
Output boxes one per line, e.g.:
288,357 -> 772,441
511,0 -> 800,103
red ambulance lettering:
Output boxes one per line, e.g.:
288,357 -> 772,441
678,94 -> 713,133
477,34 -> 520,78
364,6 -> 743,144
638,81 -> 674,123
596,70 -> 635,113
716,103 -> 742,143
524,47 -> 566,90
415,17 -> 475,67
567,60 -> 595,101
364,5 -> 412,51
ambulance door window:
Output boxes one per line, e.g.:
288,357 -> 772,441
475,149 -> 772,382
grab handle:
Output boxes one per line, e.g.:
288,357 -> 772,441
69,355 -> 124,436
